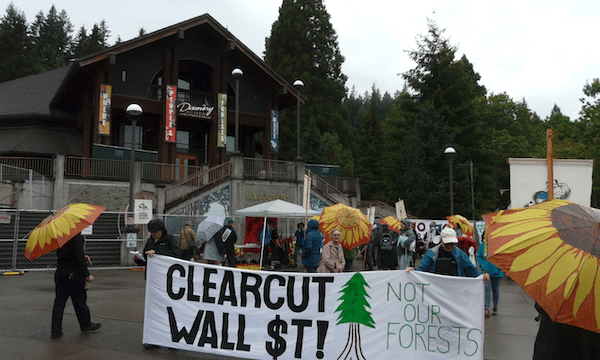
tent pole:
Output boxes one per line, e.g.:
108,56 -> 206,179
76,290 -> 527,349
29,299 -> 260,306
260,217 -> 267,268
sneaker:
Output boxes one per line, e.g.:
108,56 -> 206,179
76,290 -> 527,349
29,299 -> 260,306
81,322 -> 102,332
51,332 -> 63,339
492,308 -> 498,316
485,309 -> 491,317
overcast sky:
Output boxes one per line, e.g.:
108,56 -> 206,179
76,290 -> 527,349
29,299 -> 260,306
7,0 -> 598,120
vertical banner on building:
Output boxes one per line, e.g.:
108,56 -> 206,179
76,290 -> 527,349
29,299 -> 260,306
165,85 -> 177,143
270,110 -> 279,152
217,93 -> 227,148
98,84 -> 112,135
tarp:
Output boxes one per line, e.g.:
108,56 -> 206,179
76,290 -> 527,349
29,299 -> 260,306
235,199 -> 320,218
143,255 -> 485,360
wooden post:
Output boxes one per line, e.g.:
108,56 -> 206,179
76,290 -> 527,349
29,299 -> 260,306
547,129 -> 554,200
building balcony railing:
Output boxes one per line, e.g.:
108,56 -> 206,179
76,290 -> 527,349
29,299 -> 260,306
0,157 -> 53,177
243,158 -> 296,181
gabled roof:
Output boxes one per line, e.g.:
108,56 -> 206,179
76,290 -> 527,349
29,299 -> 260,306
75,13 -> 301,101
0,66 -> 71,118
0,13 -> 301,120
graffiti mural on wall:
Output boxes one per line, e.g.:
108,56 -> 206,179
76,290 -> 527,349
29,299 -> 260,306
525,179 -> 571,207
310,194 -> 327,212
173,186 -> 230,216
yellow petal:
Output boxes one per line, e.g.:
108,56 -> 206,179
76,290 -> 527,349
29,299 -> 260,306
595,268 -> 600,328
564,273 -> 578,299
495,228 -> 557,254
490,219 -> 553,237
503,236 -> 562,266
525,245 -> 569,286
491,209 -> 551,224
547,249 -> 583,295
573,255 -> 597,316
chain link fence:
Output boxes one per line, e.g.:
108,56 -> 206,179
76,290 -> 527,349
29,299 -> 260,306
0,209 -> 211,272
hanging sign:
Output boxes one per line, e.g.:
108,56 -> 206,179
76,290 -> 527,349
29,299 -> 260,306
165,85 -> 177,143
177,102 -> 214,119
270,110 -> 279,152
143,255 -> 485,360
98,84 -> 112,135
217,93 -> 227,148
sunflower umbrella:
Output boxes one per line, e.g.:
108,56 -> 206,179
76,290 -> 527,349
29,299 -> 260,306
484,200 -> 600,334
319,203 -> 372,249
380,216 -> 402,233
446,214 -> 474,237
24,203 -> 106,261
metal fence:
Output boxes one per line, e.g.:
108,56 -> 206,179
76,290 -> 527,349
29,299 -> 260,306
0,209 -> 211,272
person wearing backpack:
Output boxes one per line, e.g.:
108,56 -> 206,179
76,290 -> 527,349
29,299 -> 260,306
397,219 -> 416,269
377,224 -> 398,270
214,218 -> 237,267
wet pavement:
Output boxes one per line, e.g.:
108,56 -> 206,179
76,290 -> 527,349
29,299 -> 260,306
1,259 -> 539,360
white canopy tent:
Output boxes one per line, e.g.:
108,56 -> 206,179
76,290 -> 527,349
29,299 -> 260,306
235,199 -> 321,267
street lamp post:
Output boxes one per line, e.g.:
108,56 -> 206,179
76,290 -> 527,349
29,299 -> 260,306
444,146 -> 456,215
126,103 -> 143,218
232,67 -> 243,153
293,79 -> 304,160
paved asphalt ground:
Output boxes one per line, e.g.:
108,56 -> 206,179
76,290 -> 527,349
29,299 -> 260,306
1,259 -> 539,360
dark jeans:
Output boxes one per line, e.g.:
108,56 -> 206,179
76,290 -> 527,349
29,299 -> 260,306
51,269 -> 91,333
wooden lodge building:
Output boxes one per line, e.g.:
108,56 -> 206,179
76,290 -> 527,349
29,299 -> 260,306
0,14 -> 366,218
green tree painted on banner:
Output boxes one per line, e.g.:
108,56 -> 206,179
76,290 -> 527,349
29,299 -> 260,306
335,273 -> 374,360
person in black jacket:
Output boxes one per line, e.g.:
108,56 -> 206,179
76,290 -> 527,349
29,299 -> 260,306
51,233 -> 101,339
143,219 -> 180,260
215,217 -> 237,267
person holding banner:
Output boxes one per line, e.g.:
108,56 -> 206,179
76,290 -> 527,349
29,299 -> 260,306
143,219 -> 180,260
317,229 -> 345,273
409,228 -> 490,281
302,219 -> 322,273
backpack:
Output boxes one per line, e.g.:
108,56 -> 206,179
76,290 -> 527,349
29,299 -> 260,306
380,232 -> 393,251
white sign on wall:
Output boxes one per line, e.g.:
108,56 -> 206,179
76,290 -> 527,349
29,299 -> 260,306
509,158 -> 593,208
134,199 -> 153,224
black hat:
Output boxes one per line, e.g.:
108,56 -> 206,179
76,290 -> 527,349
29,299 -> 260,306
148,219 -> 166,233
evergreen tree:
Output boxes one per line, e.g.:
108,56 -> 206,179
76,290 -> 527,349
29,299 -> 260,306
73,20 -> 111,58
398,18 -> 494,217
0,3 -> 34,81
265,0 -> 348,162
29,5 -> 73,72
355,87 -> 386,199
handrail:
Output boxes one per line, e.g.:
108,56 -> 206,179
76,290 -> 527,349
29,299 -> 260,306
165,162 -> 232,204
309,172 -> 349,204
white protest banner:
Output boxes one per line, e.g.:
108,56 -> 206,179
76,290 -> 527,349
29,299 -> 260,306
144,255 -> 485,360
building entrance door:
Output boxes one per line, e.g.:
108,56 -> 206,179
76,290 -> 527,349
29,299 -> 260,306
176,153 -> 198,181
